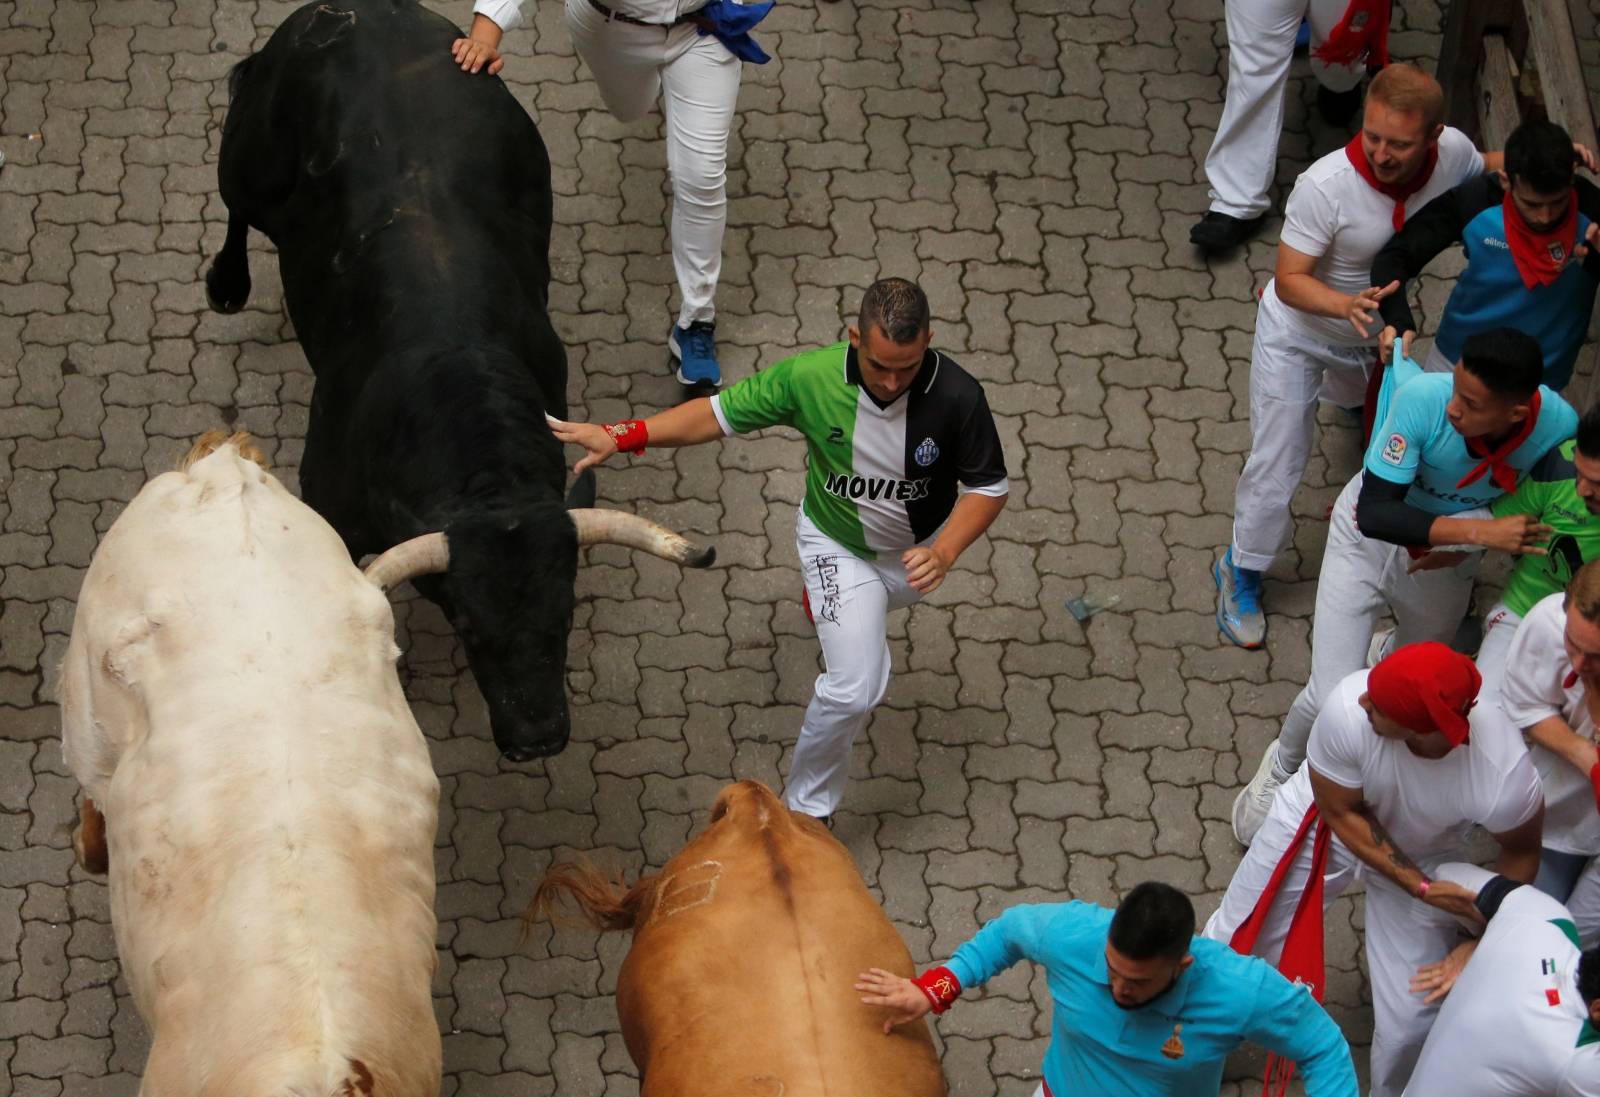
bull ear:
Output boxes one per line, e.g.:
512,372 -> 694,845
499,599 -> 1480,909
565,469 -> 597,510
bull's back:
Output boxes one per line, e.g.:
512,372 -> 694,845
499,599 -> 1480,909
618,825 -> 947,1097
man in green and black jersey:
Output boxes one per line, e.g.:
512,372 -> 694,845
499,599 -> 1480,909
552,278 -> 1009,820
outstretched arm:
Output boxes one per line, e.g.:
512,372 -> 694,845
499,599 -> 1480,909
550,399 -> 726,473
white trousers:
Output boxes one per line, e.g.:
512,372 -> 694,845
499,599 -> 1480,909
1231,291 -> 1374,572
1277,475 -> 1479,775
1205,0 -> 1371,218
785,513 -> 922,818
1472,601 -> 1521,711
1203,804 -> 1462,1097
564,0 -> 740,326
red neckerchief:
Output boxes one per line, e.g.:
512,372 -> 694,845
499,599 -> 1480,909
1229,804 -> 1332,1097
1346,134 -> 1439,232
1457,390 -> 1541,492
1503,187 -> 1579,289
1314,0 -> 1391,68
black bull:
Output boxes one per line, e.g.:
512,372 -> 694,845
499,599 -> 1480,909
207,0 -> 711,761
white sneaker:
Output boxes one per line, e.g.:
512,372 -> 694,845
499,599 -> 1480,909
1232,739 -> 1283,846
1367,626 -> 1396,668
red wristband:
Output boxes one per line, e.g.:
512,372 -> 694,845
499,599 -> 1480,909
604,419 -> 648,455
1589,762 -> 1600,814
913,965 -> 962,1014
1417,877 -> 1431,900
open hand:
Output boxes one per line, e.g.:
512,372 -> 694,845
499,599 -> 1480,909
547,415 -> 618,474
1345,281 -> 1399,338
451,35 -> 503,75
854,968 -> 932,1035
1411,938 -> 1479,1004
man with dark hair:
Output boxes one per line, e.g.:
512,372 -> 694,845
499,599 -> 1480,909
1373,119 -> 1600,388
1207,644 -> 1544,1097
1460,404 -> 1600,706
855,883 -> 1357,1096
551,278 -> 1008,821
1399,863 -> 1600,1094
1233,329 -> 1575,844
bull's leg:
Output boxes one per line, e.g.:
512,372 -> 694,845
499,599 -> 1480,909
74,797 -> 108,875
205,212 -> 253,314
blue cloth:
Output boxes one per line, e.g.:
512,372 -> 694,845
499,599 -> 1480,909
692,0 -> 772,64
1438,204 -> 1597,390
944,902 -> 1357,1097
1363,369 -> 1577,515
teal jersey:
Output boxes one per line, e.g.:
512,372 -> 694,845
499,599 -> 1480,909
1492,439 -> 1600,616
710,342 -> 1008,560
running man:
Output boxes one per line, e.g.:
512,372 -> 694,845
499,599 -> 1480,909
1233,328 -> 1574,840
1401,863 -> 1600,1096
858,882 -> 1358,1097
550,278 -> 1008,821
1371,119 -> 1600,387
1204,643 -> 1544,1097
453,0 -> 772,387
1215,64 -> 1499,649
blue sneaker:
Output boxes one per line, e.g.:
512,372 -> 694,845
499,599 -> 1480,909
1214,547 -> 1266,649
670,320 -> 721,387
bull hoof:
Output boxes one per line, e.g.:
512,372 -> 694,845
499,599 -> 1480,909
74,798 -> 108,875
205,263 -> 251,314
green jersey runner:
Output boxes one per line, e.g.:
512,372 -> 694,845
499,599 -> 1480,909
1492,439 -> 1600,617
710,341 -> 1009,559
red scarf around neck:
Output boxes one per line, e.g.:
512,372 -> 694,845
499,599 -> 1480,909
1345,134 -> 1438,231
1457,389 -> 1542,492
1503,187 -> 1580,289
1314,0 -> 1391,68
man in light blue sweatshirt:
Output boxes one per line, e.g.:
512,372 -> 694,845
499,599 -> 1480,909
856,882 -> 1358,1097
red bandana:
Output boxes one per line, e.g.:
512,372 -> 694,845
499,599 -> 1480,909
1457,390 -> 1541,493
1503,188 -> 1580,289
1368,641 -> 1480,744
1346,133 -> 1439,232
1314,0 -> 1391,68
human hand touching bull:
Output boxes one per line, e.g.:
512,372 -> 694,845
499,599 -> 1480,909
548,400 -> 728,474
451,13 -> 504,75
855,968 -> 934,1034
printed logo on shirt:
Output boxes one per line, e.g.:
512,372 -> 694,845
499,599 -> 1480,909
1549,241 -> 1567,264
1547,987 -> 1563,1007
823,472 -> 932,502
1485,236 -> 1510,250
1543,957 -> 1559,975
914,437 -> 940,467
826,426 -> 845,444
1381,432 -> 1407,465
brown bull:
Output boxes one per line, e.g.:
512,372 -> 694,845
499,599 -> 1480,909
530,780 -> 948,1097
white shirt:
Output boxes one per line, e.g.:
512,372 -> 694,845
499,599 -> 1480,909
1265,127 -> 1485,347
1403,884 -> 1600,1096
1273,671 -> 1543,864
475,0 -> 706,30
1500,593 -> 1600,856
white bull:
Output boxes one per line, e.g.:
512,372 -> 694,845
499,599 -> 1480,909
61,433 -> 443,1097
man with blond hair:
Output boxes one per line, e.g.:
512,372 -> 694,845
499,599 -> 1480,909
1216,64 -> 1503,650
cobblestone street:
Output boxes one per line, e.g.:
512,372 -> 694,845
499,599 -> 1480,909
4,0 -> 1600,1094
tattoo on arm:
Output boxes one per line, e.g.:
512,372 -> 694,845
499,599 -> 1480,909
1363,806 -> 1422,876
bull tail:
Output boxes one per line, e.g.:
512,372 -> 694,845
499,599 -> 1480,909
525,858 -> 659,935
181,430 -> 269,471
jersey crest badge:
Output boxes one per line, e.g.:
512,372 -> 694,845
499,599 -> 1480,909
1160,1023 -> 1185,1060
1549,240 -> 1567,265
914,437 -> 939,467
1381,432 -> 1407,465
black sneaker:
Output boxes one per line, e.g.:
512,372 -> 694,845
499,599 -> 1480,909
1190,211 -> 1268,254
1317,84 -> 1363,127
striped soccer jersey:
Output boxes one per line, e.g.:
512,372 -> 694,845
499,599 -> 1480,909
710,342 -> 1008,560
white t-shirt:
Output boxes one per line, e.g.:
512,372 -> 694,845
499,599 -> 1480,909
1500,593 -> 1600,856
1273,671 -> 1542,864
1402,884 -> 1600,1096
1265,127 -> 1485,347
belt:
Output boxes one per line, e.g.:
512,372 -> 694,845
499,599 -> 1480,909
587,0 -> 703,28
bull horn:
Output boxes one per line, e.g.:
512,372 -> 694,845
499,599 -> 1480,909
569,509 -> 715,568
363,532 -> 450,591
